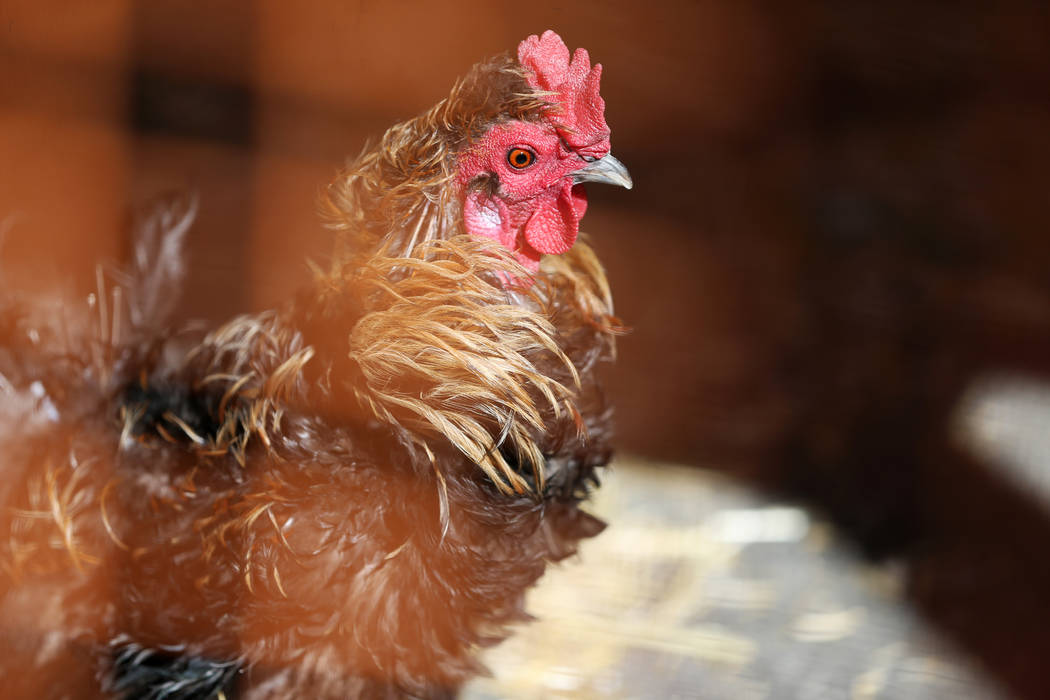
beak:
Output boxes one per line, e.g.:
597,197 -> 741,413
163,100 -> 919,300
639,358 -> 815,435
571,154 -> 633,190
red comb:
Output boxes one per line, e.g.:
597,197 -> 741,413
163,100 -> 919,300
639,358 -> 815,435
517,31 -> 611,159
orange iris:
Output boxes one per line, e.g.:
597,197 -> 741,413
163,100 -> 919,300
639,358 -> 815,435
507,148 -> 535,169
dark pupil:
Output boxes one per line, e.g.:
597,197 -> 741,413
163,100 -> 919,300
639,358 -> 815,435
512,150 -> 530,166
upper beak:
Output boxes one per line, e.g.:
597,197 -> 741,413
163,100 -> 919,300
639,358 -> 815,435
571,154 -> 633,190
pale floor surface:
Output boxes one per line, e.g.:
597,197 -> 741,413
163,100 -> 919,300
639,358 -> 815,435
464,457 -> 1007,700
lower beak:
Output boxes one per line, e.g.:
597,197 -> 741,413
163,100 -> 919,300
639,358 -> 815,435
571,154 -> 633,190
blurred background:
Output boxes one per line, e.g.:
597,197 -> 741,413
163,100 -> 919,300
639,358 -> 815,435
4,1 -> 1050,697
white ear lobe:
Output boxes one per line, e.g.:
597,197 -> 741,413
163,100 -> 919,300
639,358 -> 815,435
463,190 -> 513,248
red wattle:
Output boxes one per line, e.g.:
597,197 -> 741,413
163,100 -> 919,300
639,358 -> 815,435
523,181 -> 581,255
570,183 -> 588,219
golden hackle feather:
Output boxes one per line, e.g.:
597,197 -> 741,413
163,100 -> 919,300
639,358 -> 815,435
541,236 -> 628,346
344,236 -> 580,494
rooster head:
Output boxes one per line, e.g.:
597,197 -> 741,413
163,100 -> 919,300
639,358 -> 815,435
456,31 -> 631,273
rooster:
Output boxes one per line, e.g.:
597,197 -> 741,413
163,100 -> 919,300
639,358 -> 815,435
0,30 -> 630,699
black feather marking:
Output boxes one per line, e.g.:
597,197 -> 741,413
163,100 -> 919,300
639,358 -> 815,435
108,639 -> 241,700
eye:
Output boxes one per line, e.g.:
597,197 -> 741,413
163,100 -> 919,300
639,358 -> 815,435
507,147 -> 536,169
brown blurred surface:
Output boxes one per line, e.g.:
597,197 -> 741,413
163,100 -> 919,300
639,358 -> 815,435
0,1 -> 130,293
7,2 -> 1050,698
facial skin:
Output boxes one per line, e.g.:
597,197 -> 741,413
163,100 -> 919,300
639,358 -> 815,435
458,121 -> 594,271
457,120 -> 630,273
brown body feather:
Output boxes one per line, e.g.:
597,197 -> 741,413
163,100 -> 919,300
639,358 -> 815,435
0,51 -> 620,699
